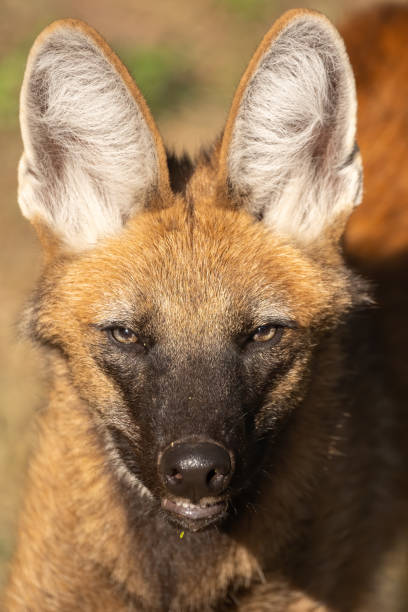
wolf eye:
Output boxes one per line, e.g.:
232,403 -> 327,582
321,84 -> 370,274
251,324 -> 282,344
110,327 -> 138,344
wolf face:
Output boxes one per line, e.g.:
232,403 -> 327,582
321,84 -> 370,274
17,12 -> 362,534
29,199 -> 362,531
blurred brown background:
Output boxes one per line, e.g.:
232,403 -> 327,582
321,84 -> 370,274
1,0 -> 407,595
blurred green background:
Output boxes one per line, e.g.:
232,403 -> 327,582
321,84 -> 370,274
1,0 -> 407,605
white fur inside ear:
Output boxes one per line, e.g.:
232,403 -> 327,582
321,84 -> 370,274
227,15 -> 362,242
19,25 -> 159,250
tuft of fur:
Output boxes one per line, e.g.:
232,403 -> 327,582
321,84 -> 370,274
225,13 -> 362,242
18,21 -> 161,250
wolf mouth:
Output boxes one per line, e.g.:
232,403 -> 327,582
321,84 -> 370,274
162,498 -> 227,523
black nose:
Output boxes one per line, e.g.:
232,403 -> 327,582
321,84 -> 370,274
159,441 -> 233,502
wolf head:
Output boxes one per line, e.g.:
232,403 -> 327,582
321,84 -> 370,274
18,11 -> 364,531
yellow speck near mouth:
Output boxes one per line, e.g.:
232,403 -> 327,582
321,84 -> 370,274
179,531 -> 185,539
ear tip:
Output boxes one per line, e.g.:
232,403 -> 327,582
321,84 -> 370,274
36,17 -> 95,37
28,18 -> 103,59
20,17 -> 104,124
268,8 -> 351,74
275,7 -> 333,24
271,7 -> 343,40
276,7 -> 324,21
248,9 -> 348,87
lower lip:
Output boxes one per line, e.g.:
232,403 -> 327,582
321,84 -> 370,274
161,498 -> 226,520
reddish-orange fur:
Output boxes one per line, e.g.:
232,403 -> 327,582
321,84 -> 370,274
3,6 -> 408,612
345,5 -> 408,268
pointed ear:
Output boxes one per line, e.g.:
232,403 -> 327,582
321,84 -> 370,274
218,9 -> 362,244
18,19 -> 171,251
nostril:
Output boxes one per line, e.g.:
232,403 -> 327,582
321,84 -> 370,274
206,468 -> 217,483
166,468 -> 183,487
207,468 -> 228,494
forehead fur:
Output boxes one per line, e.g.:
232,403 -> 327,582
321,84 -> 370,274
46,193 -> 353,338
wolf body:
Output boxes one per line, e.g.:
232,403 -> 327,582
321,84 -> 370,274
4,7 -> 408,612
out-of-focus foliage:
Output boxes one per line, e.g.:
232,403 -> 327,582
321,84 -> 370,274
216,0 -> 271,20
0,43 -> 197,128
118,46 -> 197,116
0,47 -> 28,127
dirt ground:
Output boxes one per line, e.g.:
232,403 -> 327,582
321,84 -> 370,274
1,0 -> 407,602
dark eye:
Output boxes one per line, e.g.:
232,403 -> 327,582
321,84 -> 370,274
110,327 -> 138,345
251,324 -> 283,345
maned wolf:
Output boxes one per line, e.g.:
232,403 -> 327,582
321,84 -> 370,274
4,6 -> 408,611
